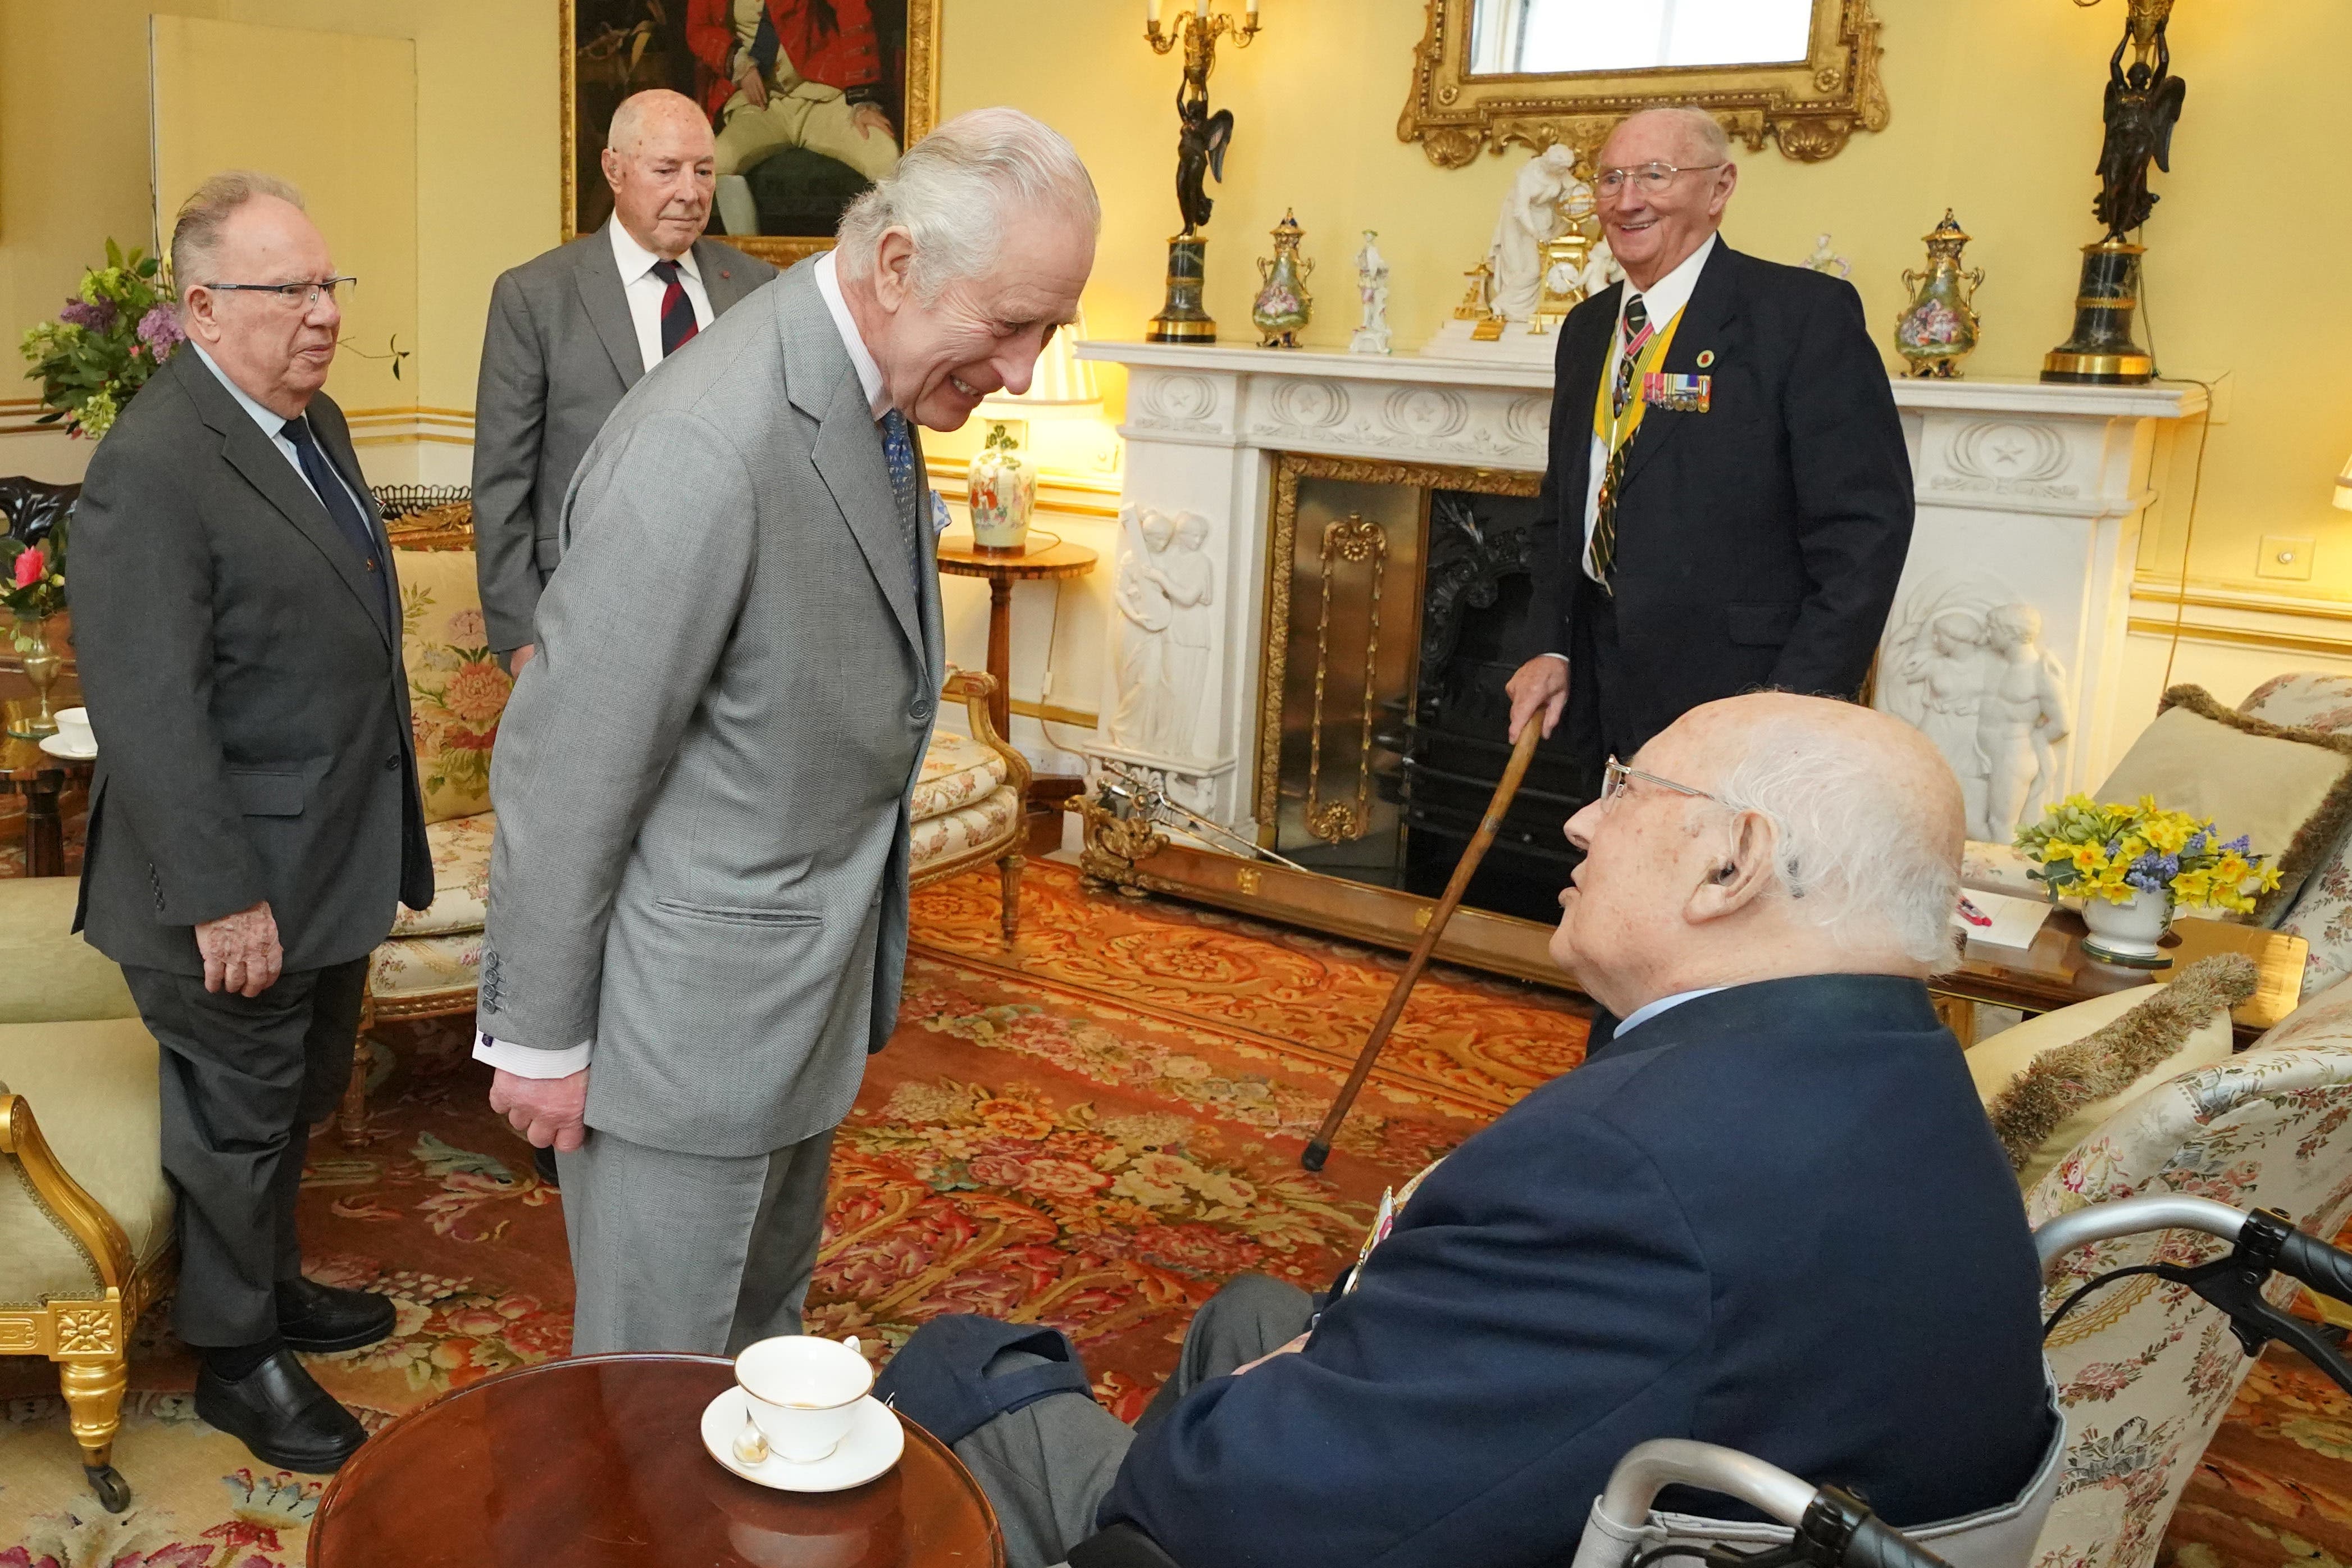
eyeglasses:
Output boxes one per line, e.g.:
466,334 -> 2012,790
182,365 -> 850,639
1599,755 -> 1734,812
1594,162 -> 1727,197
204,277 -> 357,307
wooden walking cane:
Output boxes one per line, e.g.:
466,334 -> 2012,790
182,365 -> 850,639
1301,719 -> 1546,1172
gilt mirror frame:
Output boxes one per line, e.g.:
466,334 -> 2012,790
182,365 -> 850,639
1398,0 -> 1889,168
560,0 -> 943,268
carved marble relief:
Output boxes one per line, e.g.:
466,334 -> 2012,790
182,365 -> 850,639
1107,506 -> 1218,762
1875,577 -> 2073,843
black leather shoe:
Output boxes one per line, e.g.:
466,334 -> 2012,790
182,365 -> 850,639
275,1277 -> 396,1353
195,1350 -> 367,1473
534,1144 -> 560,1187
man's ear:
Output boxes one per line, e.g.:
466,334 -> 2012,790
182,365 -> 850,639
601,146 -> 625,194
180,288 -> 220,348
870,228 -> 917,314
1684,809 -> 1777,924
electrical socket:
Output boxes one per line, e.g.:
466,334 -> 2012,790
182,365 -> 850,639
2258,535 -> 2315,582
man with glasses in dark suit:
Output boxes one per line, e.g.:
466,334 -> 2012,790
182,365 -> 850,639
1505,107 -> 1912,806
70,171 -> 433,1474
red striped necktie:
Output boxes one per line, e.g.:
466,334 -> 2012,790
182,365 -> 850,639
649,258 -> 699,358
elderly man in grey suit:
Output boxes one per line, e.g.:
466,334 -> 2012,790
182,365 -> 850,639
471,88 -> 775,674
71,173 -> 433,1474
473,107 -> 1099,1354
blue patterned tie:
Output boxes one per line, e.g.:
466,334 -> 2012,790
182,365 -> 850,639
881,409 -> 923,594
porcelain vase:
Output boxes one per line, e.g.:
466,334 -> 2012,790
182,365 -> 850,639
2081,887 -> 2174,963
967,423 -> 1035,551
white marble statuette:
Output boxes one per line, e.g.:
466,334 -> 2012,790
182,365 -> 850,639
1350,230 -> 1392,355
1485,145 -> 1584,323
1876,581 -> 2072,844
1107,505 -> 1218,762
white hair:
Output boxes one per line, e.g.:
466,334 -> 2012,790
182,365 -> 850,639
1711,712 -> 1961,969
835,107 -> 1099,300
170,171 -> 306,300
1616,105 -> 1731,166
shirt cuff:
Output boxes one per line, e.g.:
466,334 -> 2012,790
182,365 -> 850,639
1542,651 -> 1570,664
473,1030 -> 592,1078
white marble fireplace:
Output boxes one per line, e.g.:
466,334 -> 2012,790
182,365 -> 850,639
1073,338 -> 2204,846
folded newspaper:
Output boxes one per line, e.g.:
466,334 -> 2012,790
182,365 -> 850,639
1952,888 -> 2053,950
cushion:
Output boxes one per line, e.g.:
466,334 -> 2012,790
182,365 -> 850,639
389,811 -> 494,939
0,1018 -> 174,1306
2240,676 -> 2352,996
396,546 -> 510,826
913,732 -> 1011,825
1970,953 -> 2255,1188
910,785 -> 1022,874
0,876 -> 136,1024
2095,684 -> 2352,922
369,931 -> 481,1005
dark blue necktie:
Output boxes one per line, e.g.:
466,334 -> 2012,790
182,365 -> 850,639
881,409 -> 924,600
281,414 -> 390,631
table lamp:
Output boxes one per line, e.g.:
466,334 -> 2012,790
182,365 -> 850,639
968,311 -> 1109,549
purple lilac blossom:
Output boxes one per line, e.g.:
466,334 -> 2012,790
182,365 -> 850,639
136,304 -> 185,355
58,298 -> 115,331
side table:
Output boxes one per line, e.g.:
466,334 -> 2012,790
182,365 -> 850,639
308,1353 -> 1004,1567
1935,910 -> 2307,1049
934,530 -> 1097,742
1,736 -> 90,878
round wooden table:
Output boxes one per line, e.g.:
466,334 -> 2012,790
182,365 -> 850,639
307,1354 -> 1004,1567
933,531 -> 1096,740
1,734 -> 90,878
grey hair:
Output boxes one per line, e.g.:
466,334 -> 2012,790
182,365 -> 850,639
1616,105 -> 1732,166
171,171 -> 306,300
835,107 -> 1098,300
1710,712 -> 1961,969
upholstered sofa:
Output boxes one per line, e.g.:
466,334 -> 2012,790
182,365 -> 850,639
0,875 -> 172,1513
346,503 -> 1030,1141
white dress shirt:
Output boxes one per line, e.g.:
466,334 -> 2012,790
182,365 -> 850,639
190,343 -> 373,524
1611,985 -> 1727,1038
1572,231 -> 1719,590
610,220 -> 716,375
474,246 -> 894,1083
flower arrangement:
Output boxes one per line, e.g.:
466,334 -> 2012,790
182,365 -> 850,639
19,239 -> 182,441
2015,794 -> 2281,915
0,512 -> 66,652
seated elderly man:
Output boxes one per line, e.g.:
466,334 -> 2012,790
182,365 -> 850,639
882,692 -> 2055,1568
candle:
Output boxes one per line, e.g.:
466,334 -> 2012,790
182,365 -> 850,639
1246,0 -> 1259,15
1147,0 -> 1161,21
1195,0 -> 1209,16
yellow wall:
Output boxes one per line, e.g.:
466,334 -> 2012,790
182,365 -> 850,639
935,0 -> 2352,602
0,0 -> 554,465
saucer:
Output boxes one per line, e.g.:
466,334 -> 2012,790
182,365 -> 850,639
700,1386 -> 904,1492
36,733 -> 95,760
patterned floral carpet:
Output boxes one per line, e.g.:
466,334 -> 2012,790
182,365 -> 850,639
4,859 -> 2351,1566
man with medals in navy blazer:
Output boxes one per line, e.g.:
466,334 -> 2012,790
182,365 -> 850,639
878,694 -> 2058,1568
1504,107 -> 1914,803
69,173 -> 433,1474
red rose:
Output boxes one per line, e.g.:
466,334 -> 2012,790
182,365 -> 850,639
12,547 -> 42,589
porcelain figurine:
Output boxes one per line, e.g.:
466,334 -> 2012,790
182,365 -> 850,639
1350,229 -> 1392,355
1893,210 -> 1986,378
1485,145 -> 1579,322
1251,209 -> 1314,349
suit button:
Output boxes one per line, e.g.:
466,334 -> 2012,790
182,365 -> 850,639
909,700 -> 933,724
385,756 -> 400,772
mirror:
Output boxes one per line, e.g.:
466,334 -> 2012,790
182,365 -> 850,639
1402,0 -> 1889,167
1470,0 -> 1817,76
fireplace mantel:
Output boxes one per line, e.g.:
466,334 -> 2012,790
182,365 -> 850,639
1073,339 -> 2204,866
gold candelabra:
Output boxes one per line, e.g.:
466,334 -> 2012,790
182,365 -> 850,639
1142,2 -> 1264,344
1145,2 -> 1261,59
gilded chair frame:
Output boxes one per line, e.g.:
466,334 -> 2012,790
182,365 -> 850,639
1398,0 -> 1890,168
0,1087 -> 170,1511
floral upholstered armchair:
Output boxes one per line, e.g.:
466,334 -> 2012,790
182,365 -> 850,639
341,498 -> 1032,1142
2023,977 -> 2352,1568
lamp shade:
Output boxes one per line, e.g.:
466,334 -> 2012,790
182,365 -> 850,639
979,308 -> 1103,420
2337,450 -> 2352,512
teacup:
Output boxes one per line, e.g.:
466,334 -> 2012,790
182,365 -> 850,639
53,707 -> 92,752
736,1335 -> 873,1464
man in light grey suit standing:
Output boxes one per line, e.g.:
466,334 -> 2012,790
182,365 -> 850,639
473,107 -> 1098,1355
471,88 -> 776,674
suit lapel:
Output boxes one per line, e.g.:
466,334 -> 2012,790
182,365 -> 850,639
780,267 -> 927,668
694,239 -> 750,315
1618,242 -> 1740,492
1555,284 -> 1618,506
177,354 -> 393,647
578,223 -> 646,392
